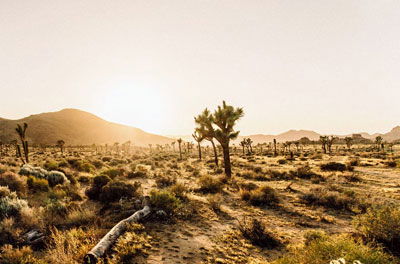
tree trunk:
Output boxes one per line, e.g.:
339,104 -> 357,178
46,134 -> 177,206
178,143 -> 182,160
84,200 -> 151,264
222,144 -> 232,177
197,142 -> 202,160
210,140 -> 218,166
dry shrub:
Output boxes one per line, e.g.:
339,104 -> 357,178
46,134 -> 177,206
238,218 -> 281,248
273,233 -> 395,264
320,162 -> 347,172
27,176 -> 49,192
44,227 -> 101,264
301,187 -> 361,212
198,175 -> 224,194
354,205 -> 400,255
108,223 -> 151,264
149,189 -> 181,217
207,194 -> 223,212
0,244 -> 45,264
0,172 -> 26,195
155,174 -> 176,188
99,181 -> 141,202
241,185 -> 280,207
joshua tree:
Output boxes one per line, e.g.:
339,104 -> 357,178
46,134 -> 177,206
273,139 -> 277,156
177,138 -> 183,160
194,108 -> 219,166
294,141 -> 300,152
56,140 -> 65,154
171,141 -> 176,152
326,136 -> 337,153
375,136 -> 383,151
212,101 -> 244,178
246,138 -> 253,154
319,136 -> 328,154
240,139 -> 246,155
15,123 -> 29,164
344,137 -> 353,150
192,131 -> 204,160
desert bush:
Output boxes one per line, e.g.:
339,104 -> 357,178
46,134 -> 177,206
343,173 -> 362,182
241,185 -> 280,207
290,165 -> 320,179
0,186 -> 12,198
85,175 -> 111,200
239,218 -> 281,248
0,195 -> 29,220
44,160 -> 59,171
385,160 -> 398,168
198,175 -> 224,194
27,176 -> 49,192
149,189 -> 181,216
169,183 -> 188,199
348,157 -> 360,166
65,207 -> 97,227
0,172 -> 26,195
320,162 -> 347,172
45,227 -> 100,264
127,170 -> 147,178
155,174 -> 176,188
19,165 -> 69,186
47,171 -> 69,187
0,244 -> 44,264
67,159 -> 94,172
102,168 -> 125,179
266,169 -> 292,180
301,187 -> 360,211
207,194 -> 223,212
354,205 -> 400,254
91,160 -> 104,169
108,223 -> 151,264
273,233 -> 396,264
99,181 -> 141,202
102,156 -> 112,162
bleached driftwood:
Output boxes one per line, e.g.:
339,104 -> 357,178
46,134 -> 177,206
84,197 -> 151,264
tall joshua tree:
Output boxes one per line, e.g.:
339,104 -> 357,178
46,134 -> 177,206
212,101 -> 244,178
344,137 -> 353,150
15,123 -> 29,164
57,140 -> 65,154
194,109 -> 219,166
192,131 -> 204,160
246,138 -> 253,154
177,138 -> 183,160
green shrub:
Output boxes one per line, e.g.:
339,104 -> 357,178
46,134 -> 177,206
67,159 -> 94,172
155,174 -> 176,188
27,176 -> 49,192
354,205 -> 400,254
150,190 -> 181,216
44,160 -> 59,171
198,175 -> 223,194
273,233 -> 396,264
0,172 -> 26,195
241,185 -> 280,207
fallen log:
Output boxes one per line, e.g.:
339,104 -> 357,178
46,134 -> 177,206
84,197 -> 151,264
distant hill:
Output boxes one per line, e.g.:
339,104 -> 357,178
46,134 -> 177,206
0,109 -> 173,146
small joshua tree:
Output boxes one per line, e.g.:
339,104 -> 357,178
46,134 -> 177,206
273,139 -> 277,156
192,131 -> 204,160
375,136 -> 383,151
320,136 -> 328,154
344,136 -> 353,150
212,101 -> 244,178
327,136 -> 337,153
194,109 -> 219,166
56,139 -> 65,154
177,138 -> 183,160
246,138 -> 253,154
240,139 -> 246,155
15,123 -> 29,164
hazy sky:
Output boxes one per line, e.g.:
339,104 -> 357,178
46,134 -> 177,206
1,1 -> 399,136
